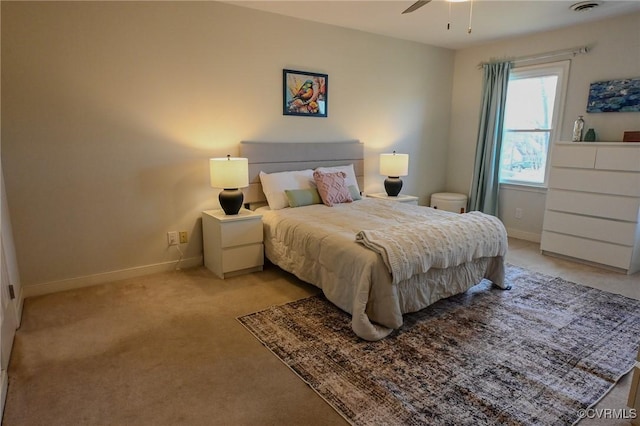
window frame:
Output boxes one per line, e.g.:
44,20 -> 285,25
499,60 -> 570,188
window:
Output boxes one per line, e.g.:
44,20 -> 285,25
499,61 -> 569,186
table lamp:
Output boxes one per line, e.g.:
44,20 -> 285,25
379,151 -> 409,197
210,155 -> 249,215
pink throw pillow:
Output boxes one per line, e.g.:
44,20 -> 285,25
313,170 -> 353,207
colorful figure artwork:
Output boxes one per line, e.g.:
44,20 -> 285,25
283,69 -> 328,117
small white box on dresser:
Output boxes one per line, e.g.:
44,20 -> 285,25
202,209 -> 264,279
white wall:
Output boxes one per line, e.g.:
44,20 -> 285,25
1,2 -> 454,292
447,12 -> 640,241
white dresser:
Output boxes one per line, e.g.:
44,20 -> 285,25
541,142 -> 640,274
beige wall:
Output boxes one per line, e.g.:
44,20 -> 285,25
447,12 -> 640,240
1,2 -> 454,290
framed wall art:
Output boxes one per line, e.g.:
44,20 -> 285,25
283,69 -> 328,117
586,77 -> 640,113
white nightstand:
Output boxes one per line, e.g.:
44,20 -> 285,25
367,193 -> 419,205
202,209 -> 264,279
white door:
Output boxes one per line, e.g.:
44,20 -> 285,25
0,240 -> 17,418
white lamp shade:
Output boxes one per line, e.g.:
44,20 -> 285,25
209,157 -> 249,189
380,153 -> 409,177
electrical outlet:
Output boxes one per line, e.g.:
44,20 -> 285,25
179,231 -> 188,244
515,208 -> 523,219
167,231 -> 179,246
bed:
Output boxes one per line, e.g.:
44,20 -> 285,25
240,141 -> 508,341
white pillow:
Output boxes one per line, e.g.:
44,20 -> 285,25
259,169 -> 315,210
315,164 -> 361,194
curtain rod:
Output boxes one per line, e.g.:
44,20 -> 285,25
478,45 -> 592,68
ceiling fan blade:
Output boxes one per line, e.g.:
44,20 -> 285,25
401,0 -> 432,14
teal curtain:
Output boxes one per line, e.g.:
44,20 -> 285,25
469,61 -> 512,216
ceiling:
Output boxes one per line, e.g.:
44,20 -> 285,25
225,0 -> 640,50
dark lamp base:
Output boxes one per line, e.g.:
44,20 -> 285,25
384,177 -> 403,197
219,188 -> 244,215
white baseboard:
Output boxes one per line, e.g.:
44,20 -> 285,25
22,256 -> 203,298
506,228 -> 541,243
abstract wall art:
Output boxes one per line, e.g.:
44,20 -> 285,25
586,78 -> 640,113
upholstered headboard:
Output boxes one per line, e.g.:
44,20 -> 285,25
240,141 -> 365,205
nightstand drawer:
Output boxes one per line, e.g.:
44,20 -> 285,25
367,193 -> 419,205
222,244 -> 264,273
220,219 -> 262,248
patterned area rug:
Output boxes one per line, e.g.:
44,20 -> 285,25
238,265 -> 640,426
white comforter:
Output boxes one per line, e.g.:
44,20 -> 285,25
260,199 -> 507,341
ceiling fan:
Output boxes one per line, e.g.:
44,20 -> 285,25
402,0 -> 475,33
402,0 -> 432,14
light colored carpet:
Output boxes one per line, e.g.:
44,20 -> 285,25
239,264 -> 640,425
3,238 -> 639,425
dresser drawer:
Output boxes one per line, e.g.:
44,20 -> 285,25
548,168 -> 640,197
596,146 -> 640,172
551,145 -> 596,168
220,219 -> 263,248
541,232 -> 632,270
222,244 -> 264,273
545,190 -> 640,222
543,210 -> 636,246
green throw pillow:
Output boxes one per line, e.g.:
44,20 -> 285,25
348,185 -> 362,200
285,188 -> 323,207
